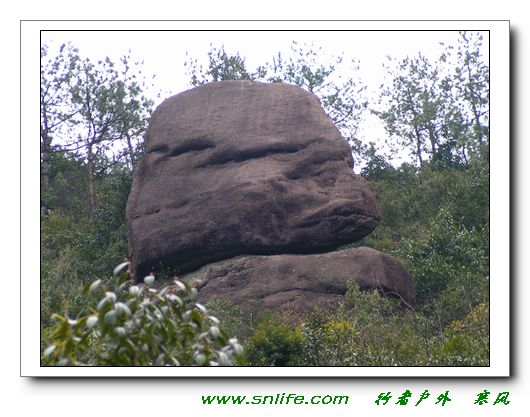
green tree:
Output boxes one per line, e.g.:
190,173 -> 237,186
375,53 -> 452,166
450,31 -> 490,155
40,43 -> 80,193
375,32 -> 488,168
185,45 -> 258,86
41,45 -> 155,212
69,54 -> 154,210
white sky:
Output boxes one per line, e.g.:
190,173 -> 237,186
42,30 -> 489,170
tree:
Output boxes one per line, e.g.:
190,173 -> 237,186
70,55 -> 154,210
450,31 -> 490,155
185,45 -> 258,86
41,45 -> 155,212
40,43 -> 80,192
375,53 -> 453,166
375,32 -> 489,168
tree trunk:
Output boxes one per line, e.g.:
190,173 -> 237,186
466,63 -> 484,145
126,132 -> 136,171
428,125 -> 438,161
413,127 -> 423,166
87,144 -> 96,213
40,104 -> 52,193
41,142 -> 50,192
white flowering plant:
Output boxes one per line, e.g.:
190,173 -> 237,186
42,262 -> 245,366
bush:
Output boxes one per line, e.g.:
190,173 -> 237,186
404,207 -> 488,306
434,303 -> 489,366
42,263 -> 245,366
205,298 -> 253,342
245,315 -> 305,366
303,283 -> 432,366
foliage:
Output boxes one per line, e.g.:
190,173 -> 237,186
204,298 -> 254,341
374,31 -> 489,168
245,315 -> 305,366
40,43 -> 81,191
42,266 -> 245,366
404,207 -> 488,307
301,283 -> 489,366
303,284 -> 431,366
434,303 -> 489,366
185,45 -> 257,85
41,43 -> 155,211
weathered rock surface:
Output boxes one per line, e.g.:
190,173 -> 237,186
127,81 -> 380,281
191,247 -> 416,316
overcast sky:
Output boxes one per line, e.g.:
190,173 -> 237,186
42,30 -> 489,169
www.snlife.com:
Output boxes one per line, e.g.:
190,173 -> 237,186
202,393 -> 349,406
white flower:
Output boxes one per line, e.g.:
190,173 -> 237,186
105,292 -> 117,303
104,310 -> 117,325
168,294 -> 183,306
174,280 -> 186,291
115,302 -> 131,317
190,288 -> 198,300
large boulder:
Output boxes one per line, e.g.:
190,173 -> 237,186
127,81 -> 380,280
190,247 -> 416,316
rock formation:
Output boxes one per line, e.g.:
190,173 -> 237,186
126,80 -> 415,314
192,247 -> 416,316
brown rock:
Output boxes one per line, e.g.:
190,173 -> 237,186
127,81 -> 380,281
192,247 -> 416,316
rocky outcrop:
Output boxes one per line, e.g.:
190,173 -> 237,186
126,81 -> 380,280
191,247 -> 416,316
126,80 -> 415,316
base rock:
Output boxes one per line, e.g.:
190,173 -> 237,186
190,247 -> 416,317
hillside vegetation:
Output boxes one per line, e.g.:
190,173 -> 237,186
41,32 -> 489,366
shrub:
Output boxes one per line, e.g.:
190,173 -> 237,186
434,303 -> 489,366
42,263 -> 245,366
205,298 -> 253,342
303,283 -> 432,366
245,315 -> 305,366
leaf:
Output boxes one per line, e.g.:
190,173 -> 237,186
114,262 -> 130,277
